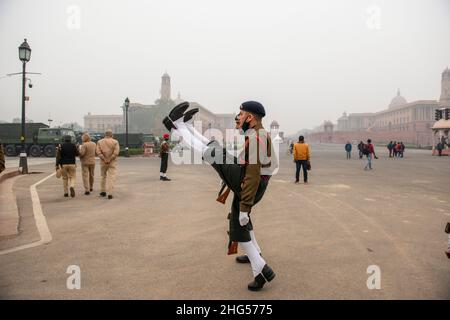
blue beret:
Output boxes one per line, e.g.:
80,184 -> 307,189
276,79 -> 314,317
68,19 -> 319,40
240,101 -> 266,118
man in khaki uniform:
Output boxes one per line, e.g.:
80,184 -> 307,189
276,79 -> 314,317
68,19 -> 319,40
79,133 -> 97,195
95,129 -> 120,199
0,140 -> 5,174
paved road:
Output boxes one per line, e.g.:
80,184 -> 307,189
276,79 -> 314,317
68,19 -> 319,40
0,144 -> 449,299
5,156 -> 55,170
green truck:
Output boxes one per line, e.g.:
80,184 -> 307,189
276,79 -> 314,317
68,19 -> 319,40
113,133 -> 159,149
0,123 -> 76,157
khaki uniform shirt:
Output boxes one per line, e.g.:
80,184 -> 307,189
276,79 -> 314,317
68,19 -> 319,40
79,141 -> 97,165
96,137 -> 120,165
239,123 -> 272,212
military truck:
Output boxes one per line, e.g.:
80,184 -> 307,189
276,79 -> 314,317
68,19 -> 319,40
0,123 -> 76,157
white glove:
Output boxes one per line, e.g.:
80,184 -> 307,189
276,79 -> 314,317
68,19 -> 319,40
239,212 -> 249,226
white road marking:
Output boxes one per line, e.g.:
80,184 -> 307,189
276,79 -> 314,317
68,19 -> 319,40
0,172 -> 54,255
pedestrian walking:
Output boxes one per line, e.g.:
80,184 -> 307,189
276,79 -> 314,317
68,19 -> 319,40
364,139 -> 378,170
79,133 -> 97,195
96,129 -> 120,199
358,141 -> 364,159
387,141 -> 393,158
56,135 -> 79,197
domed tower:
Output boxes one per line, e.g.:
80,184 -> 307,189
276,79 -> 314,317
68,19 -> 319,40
389,89 -> 407,109
270,120 -> 280,132
439,67 -> 450,107
160,72 -> 171,101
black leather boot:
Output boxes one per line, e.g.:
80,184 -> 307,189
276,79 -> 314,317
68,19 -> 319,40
248,274 -> 266,291
261,264 -> 276,282
247,264 -> 276,291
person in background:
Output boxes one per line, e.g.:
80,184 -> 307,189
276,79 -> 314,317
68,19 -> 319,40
364,139 -> 377,170
96,129 -> 120,199
345,141 -> 352,159
400,142 -> 405,158
358,141 -> 364,159
293,135 -> 310,184
159,133 -> 171,181
436,141 -> 443,156
79,133 -> 97,195
0,140 -> 5,174
0,140 -> 5,173
56,135 -> 79,197
387,141 -> 394,158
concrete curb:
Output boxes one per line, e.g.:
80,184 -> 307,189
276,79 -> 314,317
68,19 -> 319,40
0,169 -> 21,237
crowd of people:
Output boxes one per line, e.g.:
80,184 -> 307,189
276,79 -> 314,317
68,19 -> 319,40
387,141 -> 406,158
55,130 -> 119,199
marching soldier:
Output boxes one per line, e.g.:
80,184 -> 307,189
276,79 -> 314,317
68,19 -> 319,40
163,101 -> 277,291
96,129 -> 120,199
160,133 -> 171,181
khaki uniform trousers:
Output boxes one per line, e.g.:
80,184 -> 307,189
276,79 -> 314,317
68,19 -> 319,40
61,164 -> 76,194
82,164 -> 95,192
100,162 -> 116,195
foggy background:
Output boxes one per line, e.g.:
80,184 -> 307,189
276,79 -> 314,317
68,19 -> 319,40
0,0 -> 449,135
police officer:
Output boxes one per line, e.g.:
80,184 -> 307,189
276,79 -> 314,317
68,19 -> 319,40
163,101 -> 277,291
160,133 -> 171,181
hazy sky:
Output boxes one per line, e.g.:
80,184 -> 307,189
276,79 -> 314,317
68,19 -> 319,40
1,0 -> 449,135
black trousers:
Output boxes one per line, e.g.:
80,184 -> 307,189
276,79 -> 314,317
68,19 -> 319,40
205,143 -> 269,243
160,153 -> 168,173
295,160 -> 308,182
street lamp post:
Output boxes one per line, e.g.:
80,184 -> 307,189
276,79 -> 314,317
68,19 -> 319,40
124,97 -> 130,157
18,39 -> 31,174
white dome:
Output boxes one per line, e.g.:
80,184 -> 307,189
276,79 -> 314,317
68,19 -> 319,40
389,89 -> 407,109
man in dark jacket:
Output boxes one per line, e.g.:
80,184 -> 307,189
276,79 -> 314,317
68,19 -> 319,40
56,135 -> 79,197
358,141 -> 364,159
345,141 -> 352,159
387,141 -> 393,157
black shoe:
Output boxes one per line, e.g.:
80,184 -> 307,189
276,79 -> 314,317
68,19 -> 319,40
183,108 -> 199,122
236,255 -> 250,264
90,189 -> 93,192
163,116 -> 177,131
100,192 -> 106,197
261,264 -> 276,282
84,191 -> 90,195
64,193 -> 69,197
162,177 -> 171,181
248,274 -> 266,291
247,264 -> 276,291
108,195 -> 113,199
169,101 -> 190,121
162,102 -> 190,130
70,187 -> 75,198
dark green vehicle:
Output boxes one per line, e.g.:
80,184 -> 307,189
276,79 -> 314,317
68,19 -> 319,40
0,123 -> 76,157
